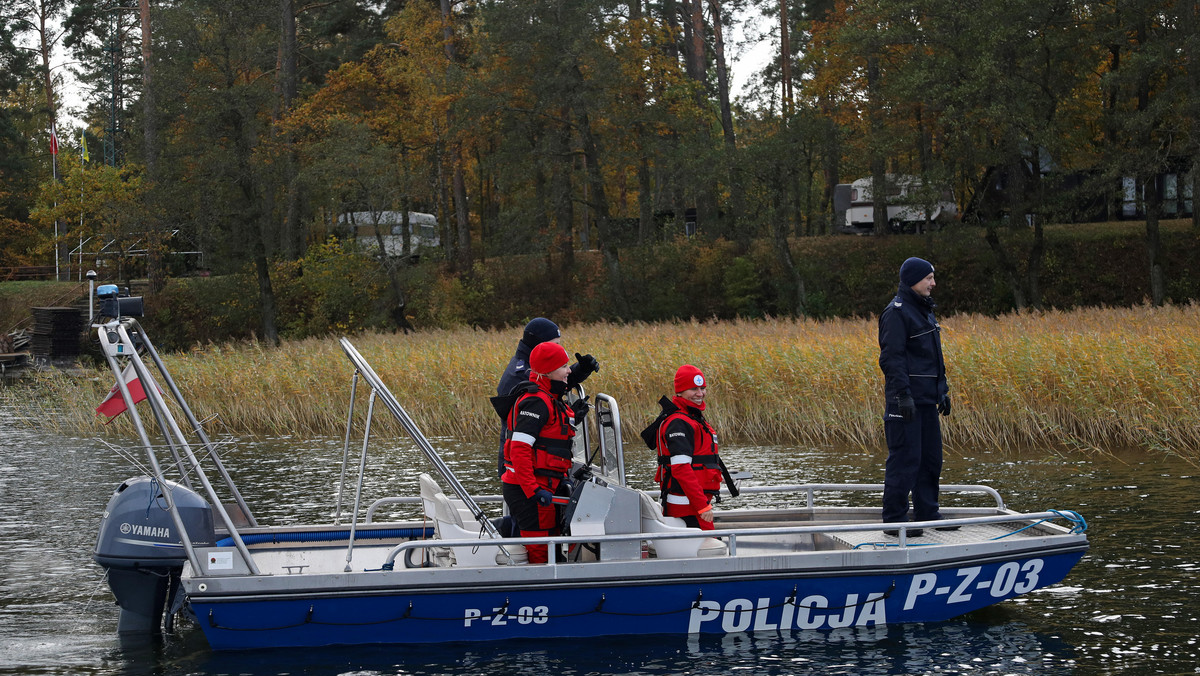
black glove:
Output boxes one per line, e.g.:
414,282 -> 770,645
570,395 -> 590,420
937,394 -> 951,417
558,479 -> 574,497
575,353 -> 600,375
897,394 -> 916,422
534,488 -> 555,507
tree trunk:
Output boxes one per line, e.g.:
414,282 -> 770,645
1025,152 -> 1044,309
638,155 -> 653,243
681,0 -> 719,234
1144,176 -> 1165,306
820,100 -> 840,235
34,1 -> 59,278
231,98 -> 279,345
253,253 -> 280,346
660,0 -> 681,61
708,0 -> 743,228
435,145 -> 453,264
35,2 -> 57,134
571,71 -> 629,318
1186,1 -> 1199,231
866,55 -> 887,235
778,0 -> 793,117
1133,22 -> 1164,307
685,0 -> 706,86
440,0 -> 471,271
452,161 -> 471,269
140,0 -> 163,294
372,212 -> 413,333
1027,220 -> 1044,310
532,140 -> 552,255
709,0 -> 735,150
984,223 -> 1027,310
773,174 -> 804,315
551,111 -> 575,279
800,148 -> 815,236
276,0 -> 302,260
139,0 -> 157,177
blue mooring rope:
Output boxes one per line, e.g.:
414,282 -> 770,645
1048,508 -> 1088,533
990,508 -> 1088,540
854,508 -> 1088,548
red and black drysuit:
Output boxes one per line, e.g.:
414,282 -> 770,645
500,378 -> 576,564
654,396 -> 723,531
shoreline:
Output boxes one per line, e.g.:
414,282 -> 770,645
3,306 -> 1197,460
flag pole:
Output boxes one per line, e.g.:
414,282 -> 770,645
51,125 -> 59,281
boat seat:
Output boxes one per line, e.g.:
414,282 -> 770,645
418,473 -> 443,527
430,492 -> 527,566
417,473 -> 477,525
638,492 -> 727,559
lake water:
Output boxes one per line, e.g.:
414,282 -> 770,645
1,404 -> 1197,676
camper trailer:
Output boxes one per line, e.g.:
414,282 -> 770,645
839,175 -> 957,234
1120,174 -> 1195,219
343,211 -> 440,256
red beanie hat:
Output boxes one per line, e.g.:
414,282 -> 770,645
674,364 -> 706,393
530,342 -> 569,375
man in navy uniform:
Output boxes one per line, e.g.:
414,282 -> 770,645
878,257 -> 955,537
495,318 -> 599,479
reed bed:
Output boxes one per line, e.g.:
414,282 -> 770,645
8,303 -> 1200,461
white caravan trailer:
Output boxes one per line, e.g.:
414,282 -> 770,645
840,175 -> 957,234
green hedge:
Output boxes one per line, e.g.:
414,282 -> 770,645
4,220 -> 1196,350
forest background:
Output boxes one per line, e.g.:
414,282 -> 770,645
2,0 -> 1199,347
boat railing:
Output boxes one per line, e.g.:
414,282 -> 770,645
337,338 -> 523,565
96,317 -> 262,575
379,509 -> 1085,568
684,483 -> 1007,511
364,483 -> 1005,524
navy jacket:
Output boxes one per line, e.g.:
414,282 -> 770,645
878,285 -> 948,406
497,343 -> 534,397
496,343 -> 591,397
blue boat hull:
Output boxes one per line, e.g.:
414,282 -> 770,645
190,548 -> 1085,649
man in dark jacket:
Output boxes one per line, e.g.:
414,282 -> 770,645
495,318 -> 599,479
878,257 -> 953,536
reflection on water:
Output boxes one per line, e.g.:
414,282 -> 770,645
1,405 -> 1197,675
150,622 -> 1078,676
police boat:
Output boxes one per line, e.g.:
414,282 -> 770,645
92,315 -> 1089,650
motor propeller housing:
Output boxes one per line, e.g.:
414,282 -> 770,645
94,476 -> 215,633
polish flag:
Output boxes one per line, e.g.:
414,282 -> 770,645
95,364 -> 155,423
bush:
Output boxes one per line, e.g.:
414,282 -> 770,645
56,219 -> 1199,350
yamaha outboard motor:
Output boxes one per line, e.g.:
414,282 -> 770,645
94,476 -> 216,634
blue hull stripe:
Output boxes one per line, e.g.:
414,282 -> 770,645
191,550 -> 1084,649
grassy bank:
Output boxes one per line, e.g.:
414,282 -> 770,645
7,304 -> 1199,461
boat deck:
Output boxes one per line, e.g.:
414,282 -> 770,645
226,514 -> 1048,577
825,522 -> 1036,549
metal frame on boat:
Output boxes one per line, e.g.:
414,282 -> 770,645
91,316 -> 1089,650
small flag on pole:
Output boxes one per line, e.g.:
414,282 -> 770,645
95,363 -> 158,423
49,129 -> 59,156
81,132 -> 89,162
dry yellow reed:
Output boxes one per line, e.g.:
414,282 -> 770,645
8,303 -> 1199,459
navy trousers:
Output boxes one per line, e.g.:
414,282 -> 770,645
882,404 -> 943,523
